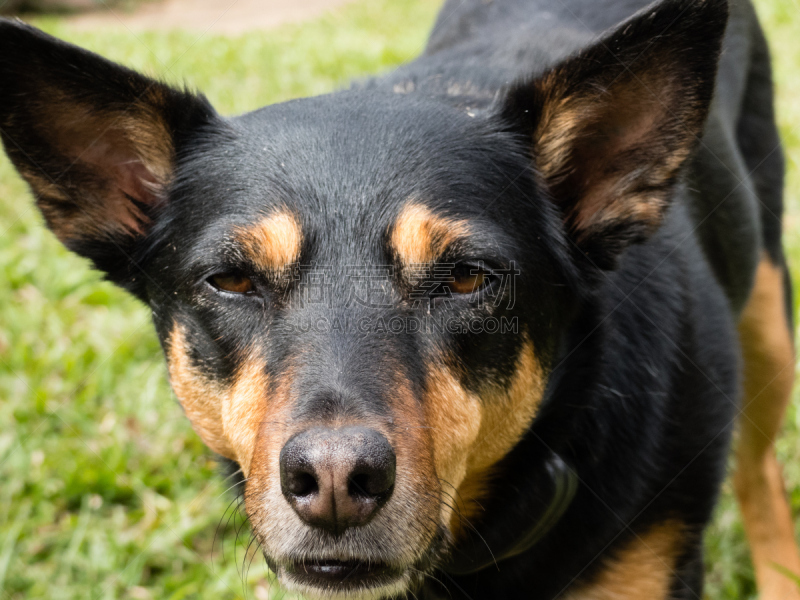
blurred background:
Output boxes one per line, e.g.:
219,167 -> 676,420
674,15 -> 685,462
0,0 -> 797,598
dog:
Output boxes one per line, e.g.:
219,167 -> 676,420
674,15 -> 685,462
1,0 -> 798,597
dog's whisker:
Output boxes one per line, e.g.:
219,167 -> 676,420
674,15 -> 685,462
215,475 -> 251,502
408,567 -> 453,600
214,493 -> 247,565
241,528 -> 260,585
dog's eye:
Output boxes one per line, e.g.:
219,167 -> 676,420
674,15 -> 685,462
449,263 -> 492,295
209,273 -> 254,294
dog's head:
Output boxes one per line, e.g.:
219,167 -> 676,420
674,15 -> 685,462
0,1 -> 727,597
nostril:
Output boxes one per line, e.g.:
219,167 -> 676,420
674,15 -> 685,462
287,470 -> 318,497
348,472 -> 373,498
348,465 -> 394,499
280,435 -> 321,502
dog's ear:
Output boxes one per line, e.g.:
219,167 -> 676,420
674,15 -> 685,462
500,0 -> 728,269
0,19 -> 216,289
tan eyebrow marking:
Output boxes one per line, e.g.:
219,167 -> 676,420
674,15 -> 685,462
235,210 -> 303,271
390,202 -> 471,266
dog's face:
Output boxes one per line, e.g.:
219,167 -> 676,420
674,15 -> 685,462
147,92 -> 567,596
0,2 -> 726,597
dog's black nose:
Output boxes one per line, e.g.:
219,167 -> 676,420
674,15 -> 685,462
279,426 -> 396,533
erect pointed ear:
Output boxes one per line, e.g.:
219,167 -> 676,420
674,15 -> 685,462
500,0 -> 728,269
0,19 -> 217,290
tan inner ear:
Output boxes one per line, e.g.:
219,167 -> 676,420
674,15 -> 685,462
533,68 -> 689,236
32,92 -> 174,242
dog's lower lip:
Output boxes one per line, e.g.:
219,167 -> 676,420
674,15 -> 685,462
287,558 -> 400,585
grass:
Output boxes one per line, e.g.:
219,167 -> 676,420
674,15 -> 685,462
0,0 -> 798,598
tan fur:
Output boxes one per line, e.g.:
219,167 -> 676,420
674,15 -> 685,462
422,337 -> 547,535
422,364 -> 483,523
381,368 -> 441,502
245,362 -> 298,500
42,87 -> 175,187
17,165 -> 71,203
235,210 -> 303,272
390,203 -> 471,267
29,89 -> 174,242
245,365 -> 442,574
167,325 -> 234,459
563,521 -> 685,600
533,68 -> 690,236
167,324 -> 271,476
167,298 -> 545,580
468,340 -> 545,475
734,254 -> 800,600
223,357 -> 270,477
167,324 -> 444,571
453,340 -> 546,532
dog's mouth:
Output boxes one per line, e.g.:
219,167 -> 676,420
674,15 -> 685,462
287,557 -> 402,584
279,557 -> 409,597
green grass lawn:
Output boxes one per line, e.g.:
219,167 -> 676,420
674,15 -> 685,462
0,0 -> 798,598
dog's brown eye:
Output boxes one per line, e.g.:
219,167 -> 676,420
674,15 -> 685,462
449,264 -> 490,295
210,273 -> 254,294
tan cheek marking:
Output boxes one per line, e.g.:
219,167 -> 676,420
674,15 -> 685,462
563,520 -> 685,600
167,324 -> 272,477
236,211 -> 303,272
390,203 -> 471,267
246,365 -> 303,538
422,361 -> 493,530
247,362 -> 299,475
423,365 -> 484,495
384,376 -> 444,550
167,325 -> 234,460
223,357 -> 270,477
450,338 -> 547,534
467,339 -> 545,474
390,374 -> 441,487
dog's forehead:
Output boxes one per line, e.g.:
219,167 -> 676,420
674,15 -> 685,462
232,93 -> 516,210
170,91 -> 529,261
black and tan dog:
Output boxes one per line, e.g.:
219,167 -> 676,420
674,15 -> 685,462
1,0 -> 798,597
